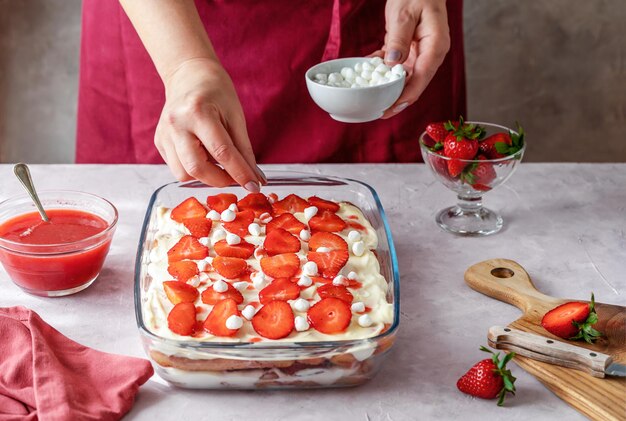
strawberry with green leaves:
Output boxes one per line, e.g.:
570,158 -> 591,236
460,155 -> 497,191
443,117 -> 486,177
457,346 -> 517,406
541,293 -> 602,343
479,123 -> 525,159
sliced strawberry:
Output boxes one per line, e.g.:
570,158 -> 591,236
167,302 -> 197,336
541,293 -> 602,343
200,282 -> 244,305
264,228 -> 301,256
222,209 -> 255,237
307,250 -> 349,278
163,281 -> 199,304
214,239 -> 255,259
212,256 -> 248,279
183,217 -> 212,238
317,284 -> 353,303
170,197 -> 206,223
203,298 -> 240,337
309,210 -> 347,233
266,213 -> 307,235
260,253 -> 300,278
167,235 -> 209,262
308,232 -> 348,252
307,297 -> 352,334
308,196 -> 340,212
272,194 -> 309,215
206,193 -> 238,213
252,300 -> 294,339
167,260 -> 199,282
237,193 -> 272,217
259,278 -> 301,304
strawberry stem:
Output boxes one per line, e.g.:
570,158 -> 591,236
480,346 -> 517,406
570,292 -> 603,344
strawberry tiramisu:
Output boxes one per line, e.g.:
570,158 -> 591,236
140,191 -> 396,388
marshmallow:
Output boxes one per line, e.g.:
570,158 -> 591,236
361,70 -> 372,81
198,272 -> 211,282
352,241 -> 365,257
233,281 -> 249,292
221,209 -> 236,222
304,206 -> 318,221
253,247 -> 265,261
391,63 -> 405,76
302,261 -> 318,276
332,275 -> 348,286
297,275 -> 313,287
225,315 -> 243,330
198,237 -> 210,246
187,275 -> 201,288
328,73 -> 344,84
228,203 -> 238,212
354,62 -> 363,73
293,298 -> 310,312
210,228 -> 227,245
197,258 -> 211,271
251,271 -> 267,289
213,279 -> 228,293
242,305 -> 257,320
316,246 -> 331,253
294,316 -> 310,332
369,56 -> 384,66
348,230 -> 362,242
351,302 -> 366,313
226,233 -> 241,245
362,62 -> 375,72
347,271 -> 358,280
358,314 -> 373,327
207,210 -> 221,221
259,212 -> 273,224
375,63 -> 390,74
314,73 -> 328,82
248,223 -> 262,236
299,229 -> 311,241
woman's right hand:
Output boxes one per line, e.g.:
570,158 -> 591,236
156,58 -> 265,192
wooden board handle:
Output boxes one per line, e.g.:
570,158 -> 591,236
488,326 -> 613,378
464,259 -> 561,314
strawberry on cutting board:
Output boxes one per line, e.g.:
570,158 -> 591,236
541,293 -> 602,343
457,346 -> 517,406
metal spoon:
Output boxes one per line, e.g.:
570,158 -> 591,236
13,163 -> 50,222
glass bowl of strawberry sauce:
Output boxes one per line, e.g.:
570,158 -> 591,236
419,121 -> 525,236
0,191 -> 118,297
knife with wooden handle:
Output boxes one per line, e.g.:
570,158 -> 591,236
488,326 -> 626,378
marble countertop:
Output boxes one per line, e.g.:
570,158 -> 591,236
0,163 -> 624,420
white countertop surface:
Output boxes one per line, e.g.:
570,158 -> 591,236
0,163 -> 624,421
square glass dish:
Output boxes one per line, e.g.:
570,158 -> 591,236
134,171 -> 400,389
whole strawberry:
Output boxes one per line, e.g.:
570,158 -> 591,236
425,122 -> 450,143
443,117 -> 486,176
479,123 -> 525,159
457,346 -> 516,406
460,155 -> 497,191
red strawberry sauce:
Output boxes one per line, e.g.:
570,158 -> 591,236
0,209 -> 112,293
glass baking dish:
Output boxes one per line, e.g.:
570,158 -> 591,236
134,171 -> 400,389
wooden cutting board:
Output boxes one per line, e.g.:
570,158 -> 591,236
464,259 -> 626,421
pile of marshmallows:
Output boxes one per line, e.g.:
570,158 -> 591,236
313,57 -> 406,88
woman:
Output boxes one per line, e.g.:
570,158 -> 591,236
76,0 -> 465,192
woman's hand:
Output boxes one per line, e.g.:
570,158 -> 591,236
376,0 -> 451,119
156,58 -> 264,191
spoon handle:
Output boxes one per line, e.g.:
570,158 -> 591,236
13,163 -> 50,222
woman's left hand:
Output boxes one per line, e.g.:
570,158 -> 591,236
373,0 -> 451,119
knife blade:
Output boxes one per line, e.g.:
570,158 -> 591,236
487,325 -> 626,378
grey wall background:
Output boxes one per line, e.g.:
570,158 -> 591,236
1,0 -> 625,163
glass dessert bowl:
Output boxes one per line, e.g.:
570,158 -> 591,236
0,190 -> 118,296
420,122 -> 525,236
134,171 -> 400,389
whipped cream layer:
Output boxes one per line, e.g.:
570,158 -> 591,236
144,200 -> 394,343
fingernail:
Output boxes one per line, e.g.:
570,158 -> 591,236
385,50 -> 401,63
255,165 -> 268,185
244,180 -> 260,193
393,102 -> 409,113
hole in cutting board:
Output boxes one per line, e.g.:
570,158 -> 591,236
491,267 -> 514,278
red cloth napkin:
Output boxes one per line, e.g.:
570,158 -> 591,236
0,306 -> 153,421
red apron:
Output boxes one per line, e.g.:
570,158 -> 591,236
76,0 -> 465,164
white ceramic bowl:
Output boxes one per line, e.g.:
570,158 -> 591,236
305,57 -> 405,123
